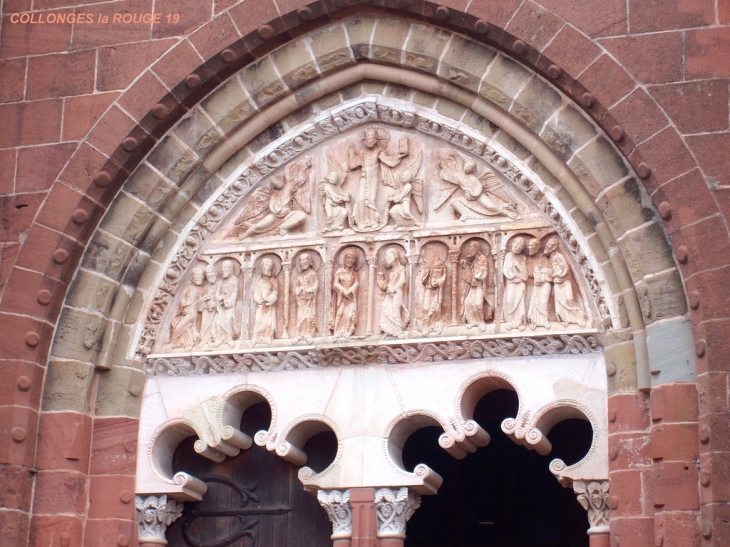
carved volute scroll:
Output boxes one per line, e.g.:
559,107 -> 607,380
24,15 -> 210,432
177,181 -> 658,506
138,99 -> 607,359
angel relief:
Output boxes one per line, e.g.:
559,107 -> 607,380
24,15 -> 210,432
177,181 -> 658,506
231,157 -> 313,239
435,151 -> 519,222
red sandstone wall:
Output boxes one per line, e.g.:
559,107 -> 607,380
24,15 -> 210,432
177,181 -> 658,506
0,1 -> 728,546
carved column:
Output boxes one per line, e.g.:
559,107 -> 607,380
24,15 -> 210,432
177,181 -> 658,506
574,480 -> 610,547
318,489 -> 353,547
374,487 -> 421,547
449,250 -> 460,326
282,261 -> 292,339
407,253 -> 419,338
366,256 -> 376,335
136,494 -> 184,546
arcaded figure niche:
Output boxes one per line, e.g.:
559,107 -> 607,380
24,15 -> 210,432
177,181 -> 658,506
165,258 -> 244,353
142,105 -> 603,357
251,254 -> 283,344
502,234 -> 588,333
376,244 -> 410,339
331,246 -> 366,340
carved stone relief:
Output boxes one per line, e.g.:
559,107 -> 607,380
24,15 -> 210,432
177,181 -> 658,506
137,99 -> 609,359
374,487 -> 421,539
574,480 -> 610,532
136,494 -> 184,544
317,489 -> 353,539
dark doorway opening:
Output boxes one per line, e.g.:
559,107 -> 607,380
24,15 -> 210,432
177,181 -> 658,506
167,402 -> 336,547
403,390 -> 592,547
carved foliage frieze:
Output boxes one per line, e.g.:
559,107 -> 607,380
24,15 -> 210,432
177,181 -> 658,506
137,99 -> 611,359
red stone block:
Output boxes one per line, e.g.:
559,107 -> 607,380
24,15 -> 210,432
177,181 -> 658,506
655,511 -> 701,547
0,267 -> 65,322
90,417 -> 139,475
531,0 -> 625,37
700,414 -> 730,453
57,141 -> 109,197
36,412 -> 92,473
542,25 -> 601,79
16,143 -> 76,193
609,516 -> 655,547
609,432 -> 652,470
0,404 -> 39,466
63,92 -> 119,141
0,99 -> 62,147
609,470 -> 644,516
649,80 -> 729,135
697,372 -> 729,416
118,71 -> 170,122
36,180 -> 97,239
608,393 -> 651,433
215,0 -> 238,14
88,475 -> 136,519
0,58 -> 26,102
33,470 -> 87,515
189,12 -> 240,61
577,55 -> 636,109
0,360 -> 44,409
152,0 -> 213,39
29,515 -> 84,547
83,518 -> 136,547
651,423 -> 699,462
14,224 -> 82,283
0,465 -> 34,511
599,33 -> 683,85
686,133 -> 730,188
636,127 -> 696,185
86,105 -> 138,158
650,383 -> 698,423
651,169 -> 717,235
0,192 -> 46,240
652,461 -> 700,510
684,267 -> 730,323
721,0 -> 730,24
0,245 -> 20,295
697,321 -> 730,376
0,148 -> 16,194
0,509 -> 30,547
229,0 -> 291,38
629,0 -> 713,33
609,88 -> 669,146
152,38 -> 205,89
2,0 -> 32,12
27,50 -> 95,100
34,0 -> 109,7
465,0 -> 523,29
72,0 -> 154,49
671,216 -> 730,276
0,312 -> 53,364
685,28 -> 730,78
505,1 -> 564,52
0,10 -> 73,57
97,39 -> 176,92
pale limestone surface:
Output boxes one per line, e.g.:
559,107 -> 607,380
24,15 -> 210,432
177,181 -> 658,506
136,353 -> 608,500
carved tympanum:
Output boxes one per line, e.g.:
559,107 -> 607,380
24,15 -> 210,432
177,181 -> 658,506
142,108 -> 603,358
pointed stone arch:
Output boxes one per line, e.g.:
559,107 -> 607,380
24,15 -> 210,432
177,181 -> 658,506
20,4 -> 707,547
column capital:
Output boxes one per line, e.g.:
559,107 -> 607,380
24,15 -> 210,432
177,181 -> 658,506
317,489 -> 353,539
573,480 -> 610,534
374,487 -> 421,539
136,494 -> 185,546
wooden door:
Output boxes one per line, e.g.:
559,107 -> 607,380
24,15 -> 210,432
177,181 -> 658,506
167,403 -> 335,547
